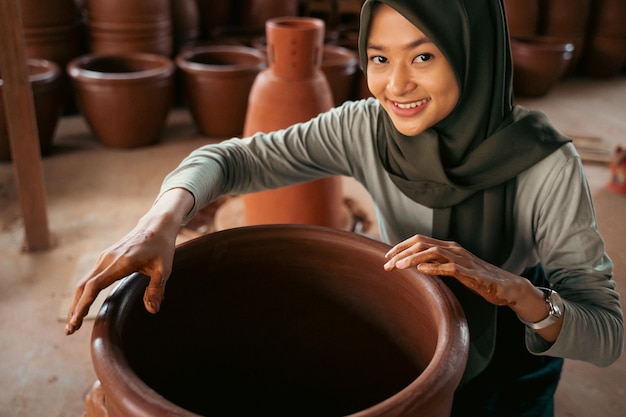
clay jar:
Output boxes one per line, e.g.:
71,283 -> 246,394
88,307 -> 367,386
68,53 -> 175,148
176,45 -> 266,138
0,59 -> 62,161
322,44 -> 359,107
241,17 -> 344,228
511,37 -> 574,97
86,225 -> 469,417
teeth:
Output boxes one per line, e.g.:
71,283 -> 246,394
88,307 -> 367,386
394,98 -> 429,109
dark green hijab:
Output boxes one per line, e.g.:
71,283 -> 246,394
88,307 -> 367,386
358,0 -> 570,382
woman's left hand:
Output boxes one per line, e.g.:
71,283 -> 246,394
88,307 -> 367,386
384,234 -> 522,306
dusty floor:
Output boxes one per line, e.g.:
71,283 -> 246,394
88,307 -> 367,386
1,75 -> 625,417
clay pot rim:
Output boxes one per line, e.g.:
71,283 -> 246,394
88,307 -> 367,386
511,36 -> 575,53
176,45 -> 267,74
91,224 -> 469,416
22,21 -> 81,36
87,18 -> 172,32
322,44 -> 359,69
0,59 -> 61,87
266,16 -> 325,32
67,53 -> 175,82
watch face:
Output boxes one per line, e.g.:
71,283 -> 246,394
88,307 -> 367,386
550,291 -> 564,316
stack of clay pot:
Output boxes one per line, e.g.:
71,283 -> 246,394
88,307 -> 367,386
538,0 -> 591,75
504,0 -> 576,97
170,0 -> 201,55
20,0 -> 82,69
84,0 -> 173,57
1,59 -> 63,161
582,0 -> 626,77
20,0 -> 82,112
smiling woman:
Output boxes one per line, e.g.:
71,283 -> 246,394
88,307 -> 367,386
364,4 -> 459,136
65,1 -> 623,417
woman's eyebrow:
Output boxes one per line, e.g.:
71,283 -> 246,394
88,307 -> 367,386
367,37 -> 433,52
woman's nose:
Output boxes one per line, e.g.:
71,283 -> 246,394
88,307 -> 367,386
387,63 -> 417,96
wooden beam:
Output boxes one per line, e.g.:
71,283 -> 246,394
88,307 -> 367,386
0,0 -> 52,251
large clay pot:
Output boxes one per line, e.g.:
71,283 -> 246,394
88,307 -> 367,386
84,0 -> 173,57
0,59 -> 63,161
539,0 -> 590,73
239,0 -> 299,31
580,34 -> 626,78
86,225 -> 469,417
241,17 -> 345,228
511,36 -> 574,97
589,0 -> 626,38
503,0 -> 540,38
176,45 -> 266,137
195,0 -> 234,39
322,44 -> 359,106
170,0 -> 201,54
67,53 -> 175,148
20,0 -> 82,113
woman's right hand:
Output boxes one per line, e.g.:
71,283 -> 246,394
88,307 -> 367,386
64,188 -> 195,335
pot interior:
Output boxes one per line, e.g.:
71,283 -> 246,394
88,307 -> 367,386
115,226 -> 442,416
76,55 -> 169,74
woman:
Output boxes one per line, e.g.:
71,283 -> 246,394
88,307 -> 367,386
65,0 -> 623,415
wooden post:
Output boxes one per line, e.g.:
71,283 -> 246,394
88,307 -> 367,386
0,0 -> 52,251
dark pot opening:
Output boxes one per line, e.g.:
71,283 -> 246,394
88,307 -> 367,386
94,225 -> 467,416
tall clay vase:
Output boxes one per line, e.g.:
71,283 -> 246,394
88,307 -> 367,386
85,225 -> 469,417
0,59 -> 62,161
68,53 -> 175,148
241,17 -> 345,228
176,45 -> 266,137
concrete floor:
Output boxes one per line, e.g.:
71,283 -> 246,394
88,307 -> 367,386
1,75 -> 625,417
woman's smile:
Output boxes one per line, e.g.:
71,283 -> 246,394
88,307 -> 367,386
389,97 -> 431,116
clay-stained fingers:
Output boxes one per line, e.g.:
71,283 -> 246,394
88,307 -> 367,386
64,253 -> 138,335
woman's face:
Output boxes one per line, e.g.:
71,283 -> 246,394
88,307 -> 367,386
366,4 -> 460,136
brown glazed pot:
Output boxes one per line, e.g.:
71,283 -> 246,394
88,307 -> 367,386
589,0 -> 626,38
85,0 -> 172,56
503,0 -> 540,38
86,225 -> 469,417
170,0 -> 201,54
322,44 -> 359,106
67,53 -> 174,148
511,36 -> 574,97
239,0 -> 299,31
539,0 -> 590,73
241,17 -> 345,228
581,34 -> 626,78
0,59 -> 62,161
176,45 -> 266,137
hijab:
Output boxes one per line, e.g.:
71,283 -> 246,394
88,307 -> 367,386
358,0 -> 570,382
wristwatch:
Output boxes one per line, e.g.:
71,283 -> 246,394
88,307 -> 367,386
519,287 -> 564,330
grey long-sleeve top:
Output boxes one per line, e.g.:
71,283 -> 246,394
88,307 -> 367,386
160,98 -> 624,367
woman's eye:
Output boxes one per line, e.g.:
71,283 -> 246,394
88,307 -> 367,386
370,55 -> 388,64
414,53 -> 433,63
